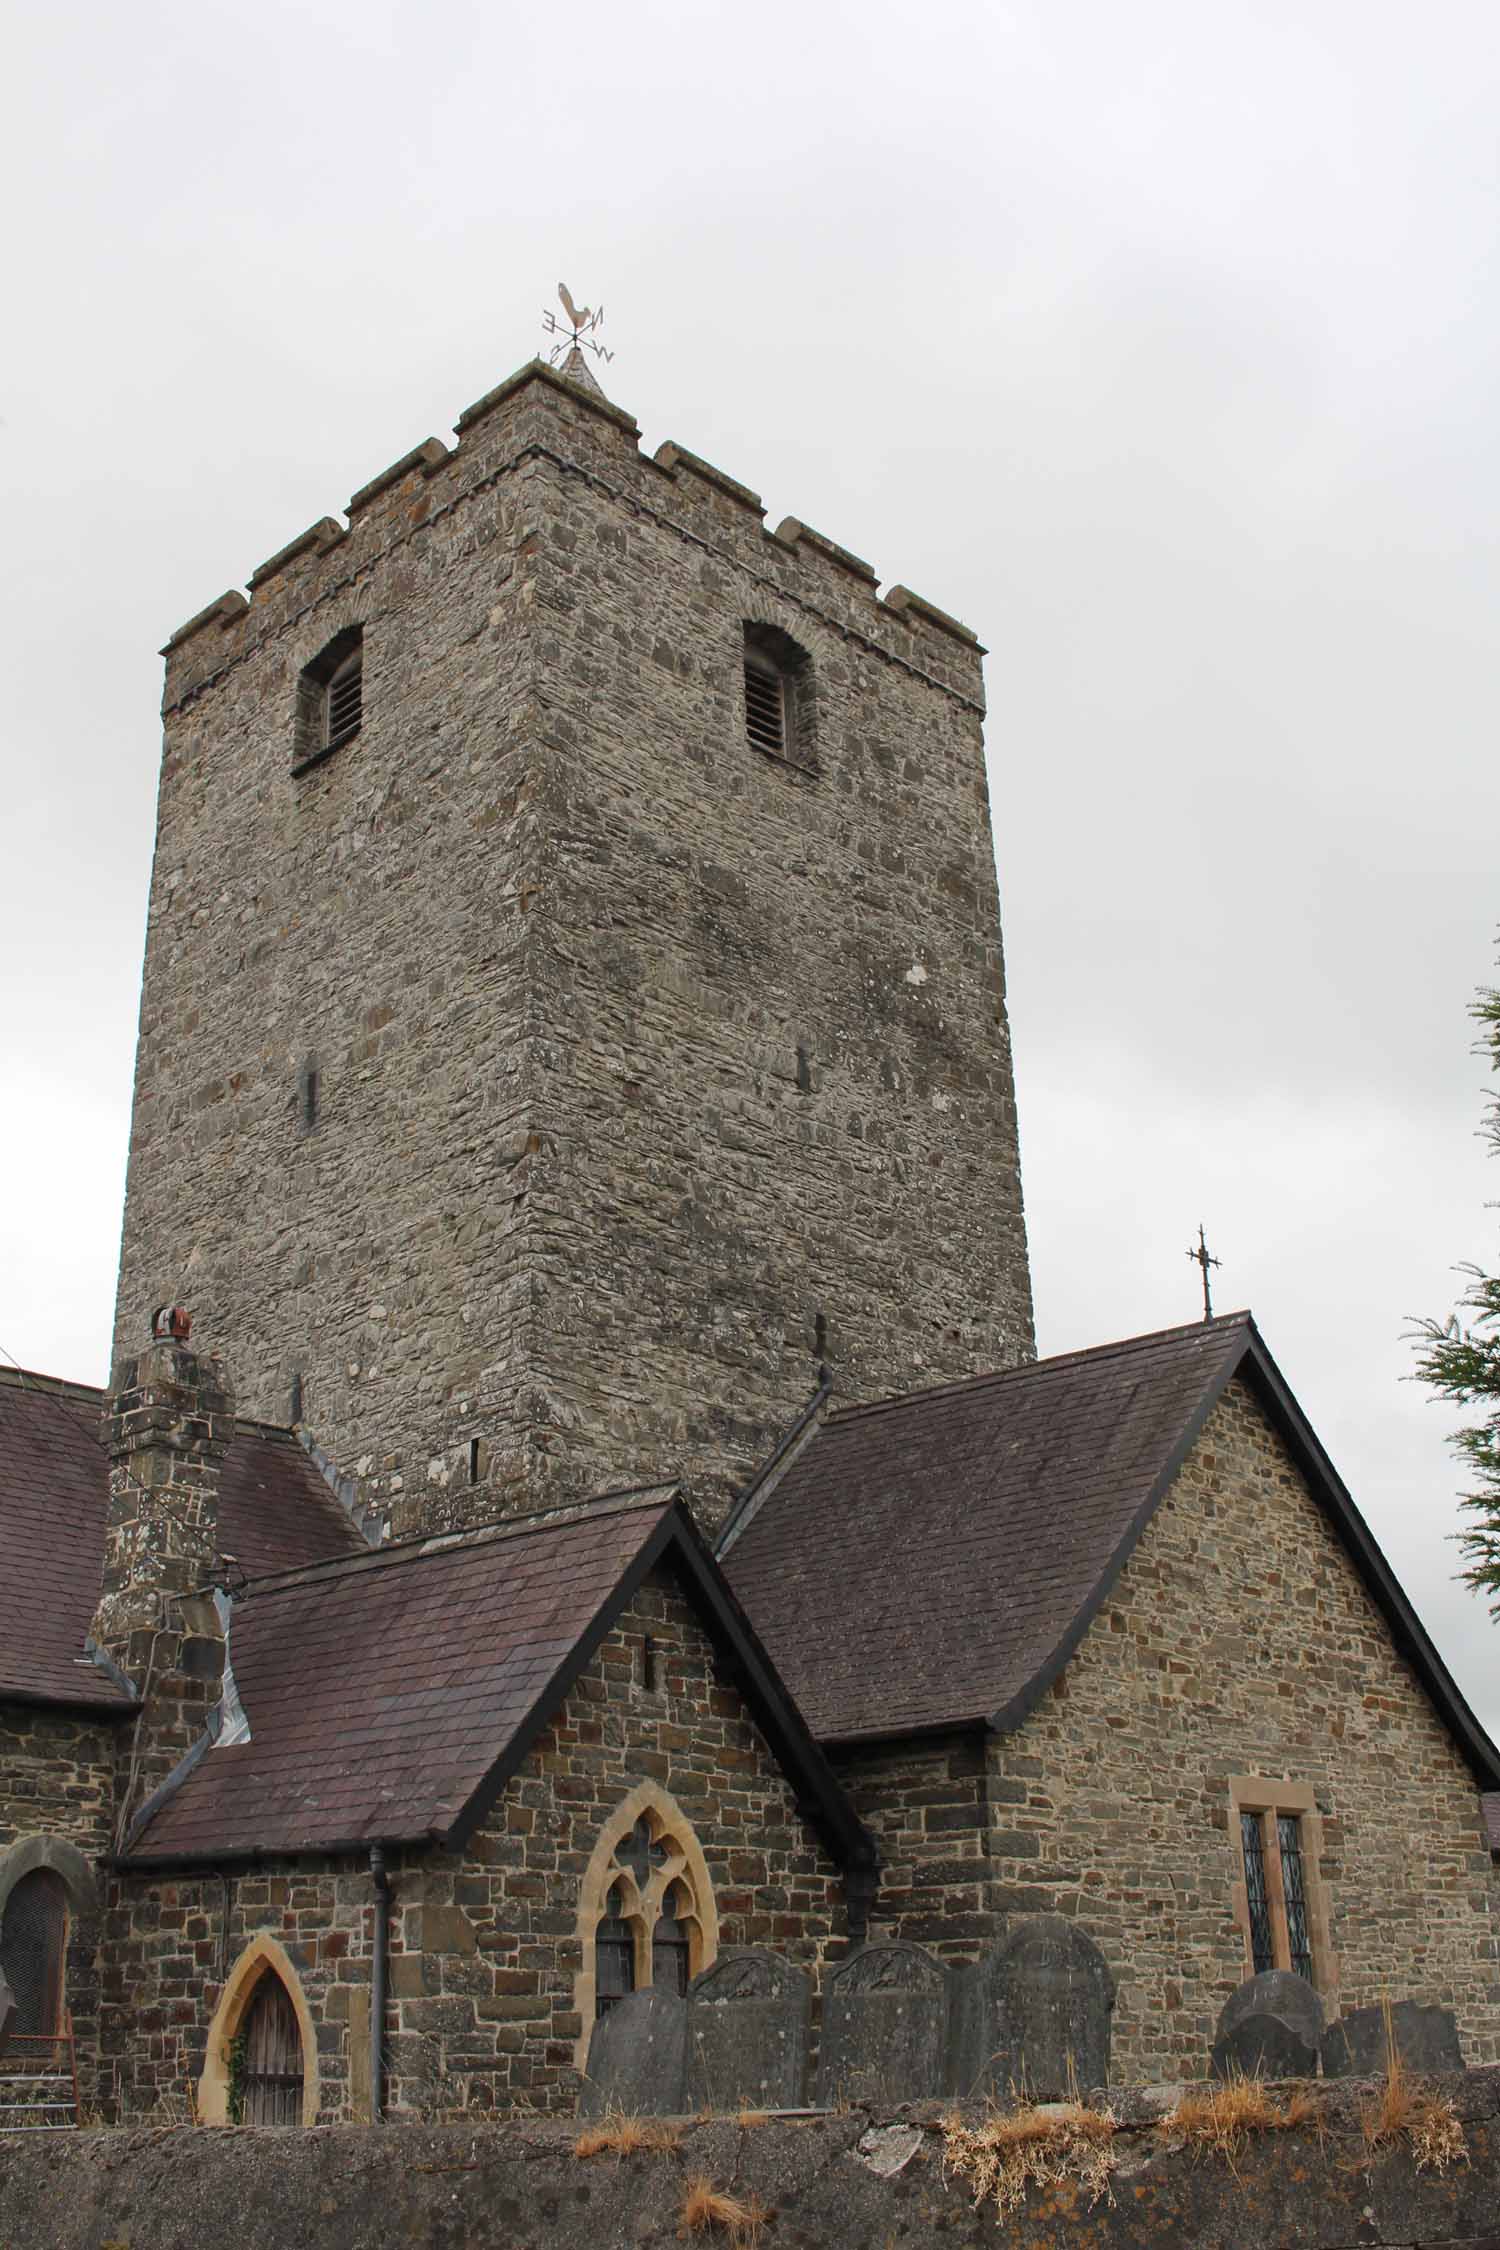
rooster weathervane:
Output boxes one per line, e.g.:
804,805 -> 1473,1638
542,282 -> 614,367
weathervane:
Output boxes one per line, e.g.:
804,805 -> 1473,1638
542,282 -> 614,368
1186,1223 -> 1222,1323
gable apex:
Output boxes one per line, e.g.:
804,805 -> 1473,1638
724,1313 -> 1500,1793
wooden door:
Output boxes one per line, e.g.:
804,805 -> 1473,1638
240,1974 -> 304,2126
0,1870 -> 66,2036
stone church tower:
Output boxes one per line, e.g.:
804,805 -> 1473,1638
113,350 -> 1033,1535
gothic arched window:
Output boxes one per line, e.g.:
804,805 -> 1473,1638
0,1868 -> 66,2036
576,1790 -> 716,2053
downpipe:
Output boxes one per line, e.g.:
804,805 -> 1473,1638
370,1844 -> 391,2122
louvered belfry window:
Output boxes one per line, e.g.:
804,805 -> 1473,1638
324,646 -> 362,751
744,650 -> 787,756
742,622 -> 813,770
294,625 -> 364,772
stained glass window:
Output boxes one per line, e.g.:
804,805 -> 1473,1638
1240,1811 -> 1274,1975
595,1884 -> 635,2019
652,1886 -> 691,1998
1277,1815 -> 1314,1983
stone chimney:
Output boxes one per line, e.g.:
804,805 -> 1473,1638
94,1309 -> 236,1801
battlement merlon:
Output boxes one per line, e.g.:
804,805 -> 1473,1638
158,356 -> 987,714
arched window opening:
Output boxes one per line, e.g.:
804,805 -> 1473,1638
743,622 -> 814,771
238,1970 -> 305,2127
0,1869 -> 66,2036
575,1785 -> 718,2063
294,625 -> 364,772
652,1883 -> 691,1998
594,1883 -> 636,2020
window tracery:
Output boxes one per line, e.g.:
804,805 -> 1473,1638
574,1785 -> 718,2059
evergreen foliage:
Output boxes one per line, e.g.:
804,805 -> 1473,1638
1411,977 -> 1500,1617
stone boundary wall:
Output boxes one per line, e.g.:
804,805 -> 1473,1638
3,2070 -> 1499,2250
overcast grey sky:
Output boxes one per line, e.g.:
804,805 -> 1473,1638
4,0 -> 1499,1735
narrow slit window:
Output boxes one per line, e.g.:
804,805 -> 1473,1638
1277,1815 -> 1314,1983
594,1885 -> 635,2019
1240,1811 -> 1274,1976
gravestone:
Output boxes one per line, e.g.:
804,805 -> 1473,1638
578,1989 -> 688,2118
817,1942 -> 952,2106
686,1950 -> 810,2112
0,1972 -> 12,2060
953,1916 -> 1115,2101
1321,2001 -> 1465,2078
1211,1970 -> 1323,2080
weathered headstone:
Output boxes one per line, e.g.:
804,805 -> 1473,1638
1321,2001 -> 1465,2078
0,1972 -> 12,2061
578,1989 -> 688,2118
817,1942 -> 952,2107
1211,1970 -> 1323,2080
953,1916 -> 1115,2101
686,1950 -> 810,2112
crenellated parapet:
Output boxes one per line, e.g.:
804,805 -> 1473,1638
159,355 -> 986,720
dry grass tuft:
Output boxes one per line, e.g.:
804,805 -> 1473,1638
678,2174 -> 771,2244
574,2106 -> 683,2159
1161,2072 -> 1320,2166
941,2100 -> 1119,2220
1359,2051 -> 1465,2176
735,2106 -> 772,2128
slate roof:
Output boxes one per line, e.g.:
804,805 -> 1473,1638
721,1314 -> 1500,1793
125,1494 -> 874,1870
0,1367 -> 367,1713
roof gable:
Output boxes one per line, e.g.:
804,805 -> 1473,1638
723,1315 -> 1500,1790
124,1494 -> 871,1870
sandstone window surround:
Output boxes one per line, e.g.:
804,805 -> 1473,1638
743,621 -> 816,773
1229,1776 -> 1337,1997
573,1781 -> 719,2067
293,624 -> 364,775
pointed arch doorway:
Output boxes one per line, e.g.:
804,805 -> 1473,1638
239,1972 -> 304,2126
199,1935 -> 320,2127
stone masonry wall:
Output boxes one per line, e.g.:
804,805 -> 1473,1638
521,387 -> 1034,1522
985,1377 -> 1500,2081
0,1708 -> 114,1869
101,1563 -> 844,2121
8,2077 -> 1500,2250
829,1730 -> 994,1962
113,358 -> 1033,1538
